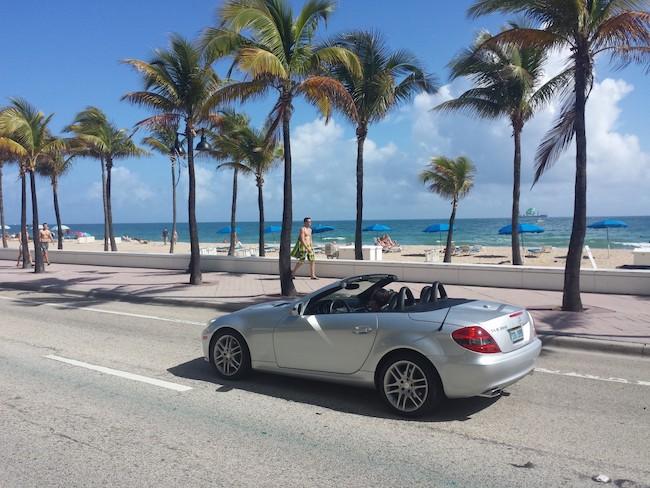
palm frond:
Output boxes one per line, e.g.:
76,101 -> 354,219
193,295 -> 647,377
296,76 -> 358,121
533,98 -> 576,184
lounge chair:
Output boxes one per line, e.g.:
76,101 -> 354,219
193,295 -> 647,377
324,242 -> 339,259
527,247 -> 543,256
470,245 -> 482,254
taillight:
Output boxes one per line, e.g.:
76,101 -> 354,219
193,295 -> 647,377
452,326 -> 501,354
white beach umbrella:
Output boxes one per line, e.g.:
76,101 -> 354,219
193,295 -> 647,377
52,225 -> 70,231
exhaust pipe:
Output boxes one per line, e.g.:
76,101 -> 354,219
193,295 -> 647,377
479,387 -> 503,398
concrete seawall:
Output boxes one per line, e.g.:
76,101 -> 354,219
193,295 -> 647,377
1,248 -> 648,295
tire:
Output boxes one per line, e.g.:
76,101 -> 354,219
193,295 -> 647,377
210,329 -> 251,380
378,352 -> 443,417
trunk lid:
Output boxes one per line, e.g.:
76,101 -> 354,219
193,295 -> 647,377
444,300 -> 534,353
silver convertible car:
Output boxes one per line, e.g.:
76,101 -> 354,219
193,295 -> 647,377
202,274 -> 541,416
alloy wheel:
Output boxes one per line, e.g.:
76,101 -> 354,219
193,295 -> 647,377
383,360 -> 429,413
213,334 -> 243,377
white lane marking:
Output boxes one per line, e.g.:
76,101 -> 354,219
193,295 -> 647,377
535,367 -> 650,387
45,355 -> 192,392
0,295 -> 205,326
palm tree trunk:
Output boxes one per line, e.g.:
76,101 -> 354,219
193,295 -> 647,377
20,170 -> 30,267
0,162 -> 7,249
170,157 -> 177,254
100,158 -> 109,252
257,177 -> 265,257
279,95 -> 296,297
511,123 -> 523,265
52,177 -> 63,250
562,52 -> 589,312
354,125 -> 367,260
105,157 -> 118,252
29,170 -> 44,273
444,200 -> 457,263
228,167 -> 238,256
186,125 -> 202,285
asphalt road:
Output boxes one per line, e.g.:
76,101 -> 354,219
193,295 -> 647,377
0,289 -> 648,488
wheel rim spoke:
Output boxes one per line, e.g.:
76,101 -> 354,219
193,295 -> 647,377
383,360 -> 429,413
214,335 -> 243,376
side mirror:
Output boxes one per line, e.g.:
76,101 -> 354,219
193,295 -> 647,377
291,302 -> 305,316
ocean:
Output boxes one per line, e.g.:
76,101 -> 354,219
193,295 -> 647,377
58,216 -> 650,250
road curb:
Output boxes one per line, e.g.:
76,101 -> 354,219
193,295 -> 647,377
539,333 -> 648,357
0,282 -> 248,312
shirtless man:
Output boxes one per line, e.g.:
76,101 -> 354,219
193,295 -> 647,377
291,217 -> 317,279
40,223 -> 53,265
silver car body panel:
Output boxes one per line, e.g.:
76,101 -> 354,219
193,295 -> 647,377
201,275 -> 542,398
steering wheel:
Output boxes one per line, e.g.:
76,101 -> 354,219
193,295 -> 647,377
430,281 -> 448,303
329,299 -> 350,314
398,287 -> 415,311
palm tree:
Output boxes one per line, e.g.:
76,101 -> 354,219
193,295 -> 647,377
0,98 -> 63,272
436,26 -> 565,265
330,30 -> 438,260
123,35 -> 225,285
142,124 -> 184,254
37,143 -> 74,250
210,115 -> 282,257
66,107 -> 145,252
0,147 -> 11,249
202,0 -> 360,296
469,0 -> 650,311
208,112 -> 252,256
419,156 -> 476,263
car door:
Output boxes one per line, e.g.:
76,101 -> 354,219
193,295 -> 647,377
273,311 -> 378,374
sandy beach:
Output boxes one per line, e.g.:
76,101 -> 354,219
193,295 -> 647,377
3,238 -> 636,270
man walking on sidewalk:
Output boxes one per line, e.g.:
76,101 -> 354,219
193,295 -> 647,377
291,217 -> 317,280
40,223 -> 53,266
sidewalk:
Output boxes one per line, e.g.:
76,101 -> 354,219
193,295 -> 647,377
1,261 -> 648,354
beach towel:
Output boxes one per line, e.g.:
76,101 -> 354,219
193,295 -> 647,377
291,241 -> 315,261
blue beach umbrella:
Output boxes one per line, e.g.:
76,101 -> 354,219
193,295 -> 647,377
588,219 -> 628,256
423,223 -> 452,249
217,225 -> 240,234
363,224 -> 392,232
264,225 -> 282,233
498,223 -> 544,253
312,224 -> 335,234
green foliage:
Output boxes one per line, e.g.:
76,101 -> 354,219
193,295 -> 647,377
329,30 -> 438,126
419,156 -> 476,202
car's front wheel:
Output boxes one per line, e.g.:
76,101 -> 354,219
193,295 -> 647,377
211,329 -> 251,380
378,353 -> 442,417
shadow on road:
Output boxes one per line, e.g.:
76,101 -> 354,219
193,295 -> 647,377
168,357 -> 499,422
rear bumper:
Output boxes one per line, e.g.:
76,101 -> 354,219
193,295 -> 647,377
440,338 -> 542,398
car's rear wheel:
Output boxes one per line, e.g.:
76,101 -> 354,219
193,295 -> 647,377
379,353 -> 442,417
211,330 -> 251,380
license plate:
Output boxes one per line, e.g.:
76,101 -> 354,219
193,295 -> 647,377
509,326 -> 524,343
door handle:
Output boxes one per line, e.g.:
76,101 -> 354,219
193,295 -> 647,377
353,326 -> 373,334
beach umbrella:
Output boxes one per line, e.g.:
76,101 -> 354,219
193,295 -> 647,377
1,225 -> 9,230
363,224 -> 392,232
216,226 -> 240,234
588,219 -> 627,257
423,223 -> 452,250
312,224 -> 335,234
264,225 -> 282,233
498,223 -> 544,255
52,225 -> 70,232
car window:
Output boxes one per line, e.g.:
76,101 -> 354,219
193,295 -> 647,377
305,277 -> 385,315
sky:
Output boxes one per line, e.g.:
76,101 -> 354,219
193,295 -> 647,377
1,0 -> 649,225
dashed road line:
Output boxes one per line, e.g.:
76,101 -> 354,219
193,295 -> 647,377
45,354 -> 192,392
535,367 -> 650,387
0,294 -> 205,326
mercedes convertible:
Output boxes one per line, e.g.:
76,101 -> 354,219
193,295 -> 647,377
201,274 -> 541,416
